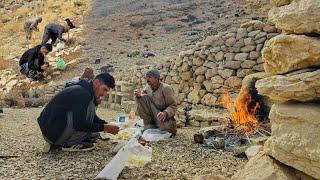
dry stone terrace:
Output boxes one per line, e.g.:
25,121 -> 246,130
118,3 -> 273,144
1,0 -> 319,179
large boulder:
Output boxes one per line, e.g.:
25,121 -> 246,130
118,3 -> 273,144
232,151 -> 299,180
242,72 -> 271,88
262,34 -> 320,75
256,69 -> 320,103
269,0 -> 320,34
264,103 -> 320,179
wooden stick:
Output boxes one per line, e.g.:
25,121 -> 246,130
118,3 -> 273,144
245,134 -> 252,144
0,155 -> 19,158
261,129 -> 271,135
257,130 -> 267,137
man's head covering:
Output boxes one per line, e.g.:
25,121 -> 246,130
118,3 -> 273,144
146,69 -> 160,80
81,68 -> 95,80
65,18 -> 76,29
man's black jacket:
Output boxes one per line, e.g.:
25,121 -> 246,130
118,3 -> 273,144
37,80 -> 105,143
19,45 -> 45,72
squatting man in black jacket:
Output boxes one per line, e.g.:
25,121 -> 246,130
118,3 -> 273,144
38,73 -> 120,152
19,44 -> 52,81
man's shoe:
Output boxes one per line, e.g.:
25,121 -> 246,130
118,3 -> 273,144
61,142 -> 95,152
43,142 -> 61,153
83,137 -> 98,144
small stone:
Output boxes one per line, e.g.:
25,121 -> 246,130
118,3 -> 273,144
224,76 -> 242,88
218,69 -> 235,79
234,39 -> 245,48
210,46 -> 221,53
224,61 -> 241,69
237,69 -> 255,78
256,44 -> 264,52
234,53 -> 249,61
225,37 -> 236,47
253,64 -> 264,71
244,38 -> 255,46
205,62 -> 217,69
241,45 -> 256,53
248,30 -> 261,37
215,51 -> 224,61
224,53 -> 235,61
255,32 -> 267,40
205,69 -> 218,79
195,66 -> 208,75
255,37 -> 267,44
236,28 -> 248,40
194,57 -> 204,66
181,71 -> 192,81
257,57 -> 264,64
245,145 -> 263,159
241,60 -> 257,68
249,51 -> 260,60
196,75 -> 205,83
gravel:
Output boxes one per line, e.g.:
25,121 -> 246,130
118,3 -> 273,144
0,108 -> 246,179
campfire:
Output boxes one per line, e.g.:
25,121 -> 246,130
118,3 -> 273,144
198,86 -> 271,152
221,90 -> 260,136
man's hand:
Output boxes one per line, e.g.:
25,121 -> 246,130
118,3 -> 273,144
41,63 -> 49,71
134,90 -> 141,98
104,124 -> 120,135
157,112 -> 167,121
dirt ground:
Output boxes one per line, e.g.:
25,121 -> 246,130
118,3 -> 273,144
0,108 -> 246,179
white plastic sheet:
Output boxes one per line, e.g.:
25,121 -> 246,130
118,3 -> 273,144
56,41 -> 65,51
141,129 -> 171,142
95,138 -> 152,180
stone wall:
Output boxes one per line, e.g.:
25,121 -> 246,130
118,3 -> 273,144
132,20 -> 280,108
237,0 -> 320,179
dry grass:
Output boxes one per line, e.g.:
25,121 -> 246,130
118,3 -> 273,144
246,0 -> 272,13
0,0 -> 89,69
0,60 -> 17,70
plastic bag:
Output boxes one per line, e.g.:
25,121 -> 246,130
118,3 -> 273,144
141,129 -> 171,142
133,119 -> 144,129
115,128 -> 141,141
56,41 -> 65,51
95,138 -> 152,180
56,57 -> 66,70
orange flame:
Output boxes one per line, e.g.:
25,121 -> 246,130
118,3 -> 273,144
221,89 -> 260,135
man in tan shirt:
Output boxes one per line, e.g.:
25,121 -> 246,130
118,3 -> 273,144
134,69 -> 177,135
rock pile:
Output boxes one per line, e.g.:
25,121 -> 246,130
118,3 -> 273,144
160,20 -> 280,107
235,0 -> 320,179
175,106 -> 227,127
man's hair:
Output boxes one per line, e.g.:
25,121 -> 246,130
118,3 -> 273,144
65,18 -> 76,29
42,43 -> 53,52
95,72 -> 115,89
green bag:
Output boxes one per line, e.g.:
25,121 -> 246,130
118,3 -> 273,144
56,57 -> 66,70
